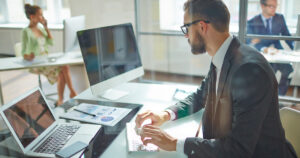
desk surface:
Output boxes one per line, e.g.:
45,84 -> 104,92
0,82 -> 201,158
263,50 -> 300,64
75,82 -> 201,158
0,51 -> 83,71
0,50 -> 84,106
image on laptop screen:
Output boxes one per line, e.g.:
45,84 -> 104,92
3,90 -> 55,148
77,23 -> 142,86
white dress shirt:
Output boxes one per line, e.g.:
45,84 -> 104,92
259,14 -> 274,51
260,14 -> 273,32
166,35 -> 233,156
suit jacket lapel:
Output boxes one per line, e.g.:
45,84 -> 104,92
255,15 -> 267,34
216,59 -> 230,104
215,38 -> 239,112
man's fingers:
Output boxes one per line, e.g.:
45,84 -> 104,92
141,125 -> 160,135
140,127 -> 162,142
135,111 -> 152,127
141,130 -> 159,138
142,136 -> 161,146
135,111 -> 149,127
143,124 -> 159,129
143,138 -> 155,146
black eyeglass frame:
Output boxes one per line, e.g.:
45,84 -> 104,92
180,20 -> 210,35
262,3 -> 277,9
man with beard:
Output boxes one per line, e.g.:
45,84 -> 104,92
135,0 -> 297,157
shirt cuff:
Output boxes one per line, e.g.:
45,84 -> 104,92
176,138 -> 187,157
165,109 -> 176,121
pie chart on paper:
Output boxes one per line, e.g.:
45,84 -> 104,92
101,116 -> 114,122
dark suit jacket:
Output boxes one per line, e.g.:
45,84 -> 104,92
167,37 -> 297,158
247,13 -> 294,50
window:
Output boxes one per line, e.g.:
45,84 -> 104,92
159,0 -> 240,33
247,0 -> 300,34
159,0 -> 299,34
0,0 -> 70,24
159,0 -> 185,31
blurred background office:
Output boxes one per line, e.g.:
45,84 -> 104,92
0,0 -> 299,109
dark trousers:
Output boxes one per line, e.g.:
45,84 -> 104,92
270,63 -> 294,95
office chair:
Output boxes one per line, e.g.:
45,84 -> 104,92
14,42 -> 43,90
14,42 -> 56,102
279,107 -> 300,157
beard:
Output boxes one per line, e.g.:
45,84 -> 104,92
189,32 -> 206,55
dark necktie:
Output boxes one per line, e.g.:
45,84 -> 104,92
196,63 -> 216,138
266,18 -> 272,34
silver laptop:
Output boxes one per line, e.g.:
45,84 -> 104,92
0,88 -> 101,157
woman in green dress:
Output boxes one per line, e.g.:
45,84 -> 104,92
22,4 -> 77,106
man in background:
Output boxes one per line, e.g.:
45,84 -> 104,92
247,0 -> 294,96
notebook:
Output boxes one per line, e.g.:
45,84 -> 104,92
0,88 -> 101,157
60,103 -> 131,126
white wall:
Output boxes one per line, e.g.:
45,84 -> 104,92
69,0 -> 135,29
0,28 -> 62,56
0,0 -> 135,56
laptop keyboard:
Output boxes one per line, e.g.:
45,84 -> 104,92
35,124 -> 80,154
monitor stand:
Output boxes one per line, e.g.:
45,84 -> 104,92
98,89 -> 129,100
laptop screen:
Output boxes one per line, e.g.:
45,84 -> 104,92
3,90 -> 55,148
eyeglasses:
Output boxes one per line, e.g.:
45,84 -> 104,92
263,3 -> 277,9
180,19 -> 210,35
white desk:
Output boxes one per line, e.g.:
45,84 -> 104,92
75,82 -> 203,158
0,51 -> 84,105
263,51 -> 300,64
263,51 -> 300,97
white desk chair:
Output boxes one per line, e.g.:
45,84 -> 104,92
290,63 -> 300,97
14,42 -> 43,93
280,107 -> 300,157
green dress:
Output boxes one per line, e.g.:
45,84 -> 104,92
21,26 -> 61,84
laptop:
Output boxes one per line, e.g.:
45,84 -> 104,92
0,88 -> 101,157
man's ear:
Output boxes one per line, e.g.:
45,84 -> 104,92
198,21 -> 208,34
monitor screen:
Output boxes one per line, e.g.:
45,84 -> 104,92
3,90 -> 55,148
63,15 -> 85,52
295,14 -> 300,51
77,23 -> 143,88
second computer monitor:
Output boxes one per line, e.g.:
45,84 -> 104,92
63,15 -> 85,52
77,23 -> 144,100
295,14 -> 300,50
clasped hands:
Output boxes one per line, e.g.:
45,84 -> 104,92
135,110 -> 177,151
23,52 -> 35,61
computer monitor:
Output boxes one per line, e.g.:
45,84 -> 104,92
294,14 -> 300,51
77,23 -> 144,100
63,15 -> 85,52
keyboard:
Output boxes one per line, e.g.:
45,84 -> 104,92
126,123 -> 159,152
35,124 -> 80,154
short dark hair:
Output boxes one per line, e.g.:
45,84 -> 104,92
183,0 -> 230,32
24,4 -> 41,19
260,0 -> 267,5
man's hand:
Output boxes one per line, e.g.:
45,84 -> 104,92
251,38 -> 260,45
140,125 -> 177,151
268,47 -> 278,55
135,110 -> 170,128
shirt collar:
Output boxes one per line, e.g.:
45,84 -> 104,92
212,35 -> 233,70
260,14 -> 273,26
